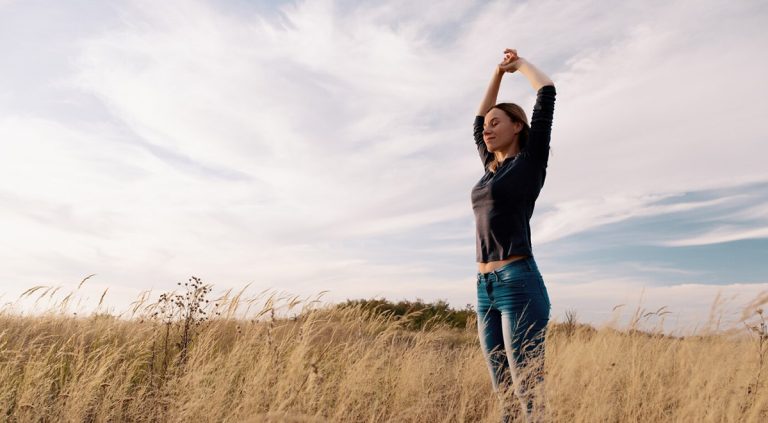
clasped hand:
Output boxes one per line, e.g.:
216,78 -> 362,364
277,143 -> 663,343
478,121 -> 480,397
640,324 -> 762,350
498,48 -> 522,73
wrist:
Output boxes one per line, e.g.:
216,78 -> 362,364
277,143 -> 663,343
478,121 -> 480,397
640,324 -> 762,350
515,58 -> 530,72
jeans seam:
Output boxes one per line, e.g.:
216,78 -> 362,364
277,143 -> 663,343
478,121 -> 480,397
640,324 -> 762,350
537,282 -> 550,309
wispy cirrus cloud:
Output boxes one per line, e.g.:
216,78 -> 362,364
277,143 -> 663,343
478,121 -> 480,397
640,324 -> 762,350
0,0 -> 766,333
661,226 -> 768,247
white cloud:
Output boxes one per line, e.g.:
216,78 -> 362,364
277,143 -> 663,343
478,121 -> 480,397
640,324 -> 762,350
661,225 -> 768,247
533,192 -> 747,244
720,199 -> 768,222
1,0 -> 767,323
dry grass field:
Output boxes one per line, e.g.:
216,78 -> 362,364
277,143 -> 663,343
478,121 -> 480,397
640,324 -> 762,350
1,278 -> 767,422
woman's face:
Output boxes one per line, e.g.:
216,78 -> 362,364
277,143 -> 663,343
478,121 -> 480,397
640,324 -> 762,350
483,108 -> 521,153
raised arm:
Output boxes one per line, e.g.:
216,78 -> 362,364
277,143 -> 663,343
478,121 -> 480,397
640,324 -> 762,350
476,67 -> 505,117
474,51 -> 524,168
499,51 -> 556,166
474,67 -> 506,169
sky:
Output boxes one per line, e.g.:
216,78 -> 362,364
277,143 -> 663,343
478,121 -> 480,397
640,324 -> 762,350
1,0 -> 767,335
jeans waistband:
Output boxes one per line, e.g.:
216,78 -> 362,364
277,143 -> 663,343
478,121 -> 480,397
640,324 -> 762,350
477,256 -> 537,282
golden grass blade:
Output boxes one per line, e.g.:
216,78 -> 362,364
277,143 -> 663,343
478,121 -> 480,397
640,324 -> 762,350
77,273 -> 97,290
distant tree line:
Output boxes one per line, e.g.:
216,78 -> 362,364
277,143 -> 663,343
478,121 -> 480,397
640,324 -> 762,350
335,298 -> 476,330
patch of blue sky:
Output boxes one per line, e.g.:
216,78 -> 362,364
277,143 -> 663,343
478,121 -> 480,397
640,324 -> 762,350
549,238 -> 768,286
539,181 -> 768,286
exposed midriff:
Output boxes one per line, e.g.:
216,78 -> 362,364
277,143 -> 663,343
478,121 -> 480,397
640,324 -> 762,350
477,254 -> 529,273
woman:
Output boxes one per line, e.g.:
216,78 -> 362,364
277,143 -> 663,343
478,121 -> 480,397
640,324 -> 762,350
472,48 -> 555,423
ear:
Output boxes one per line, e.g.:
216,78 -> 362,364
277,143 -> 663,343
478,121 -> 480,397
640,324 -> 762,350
513,121 -> 523,135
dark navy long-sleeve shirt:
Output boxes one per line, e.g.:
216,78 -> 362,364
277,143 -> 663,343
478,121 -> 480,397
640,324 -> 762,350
471,85 -> 556,262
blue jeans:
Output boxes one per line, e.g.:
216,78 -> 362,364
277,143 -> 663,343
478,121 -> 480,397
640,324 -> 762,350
476,256 -> 551,422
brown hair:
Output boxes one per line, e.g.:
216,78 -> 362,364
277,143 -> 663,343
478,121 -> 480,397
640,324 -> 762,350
485,103 -> 529,173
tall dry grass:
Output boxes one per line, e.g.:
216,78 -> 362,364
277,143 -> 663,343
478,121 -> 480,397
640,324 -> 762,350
1,278 -> 767,422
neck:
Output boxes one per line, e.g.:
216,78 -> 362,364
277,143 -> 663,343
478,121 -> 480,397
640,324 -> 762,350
495,141 -> 520,163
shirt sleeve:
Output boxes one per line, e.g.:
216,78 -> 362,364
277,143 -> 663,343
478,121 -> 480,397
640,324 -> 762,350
474,115 -> 493,169
527,85 -> 556,167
